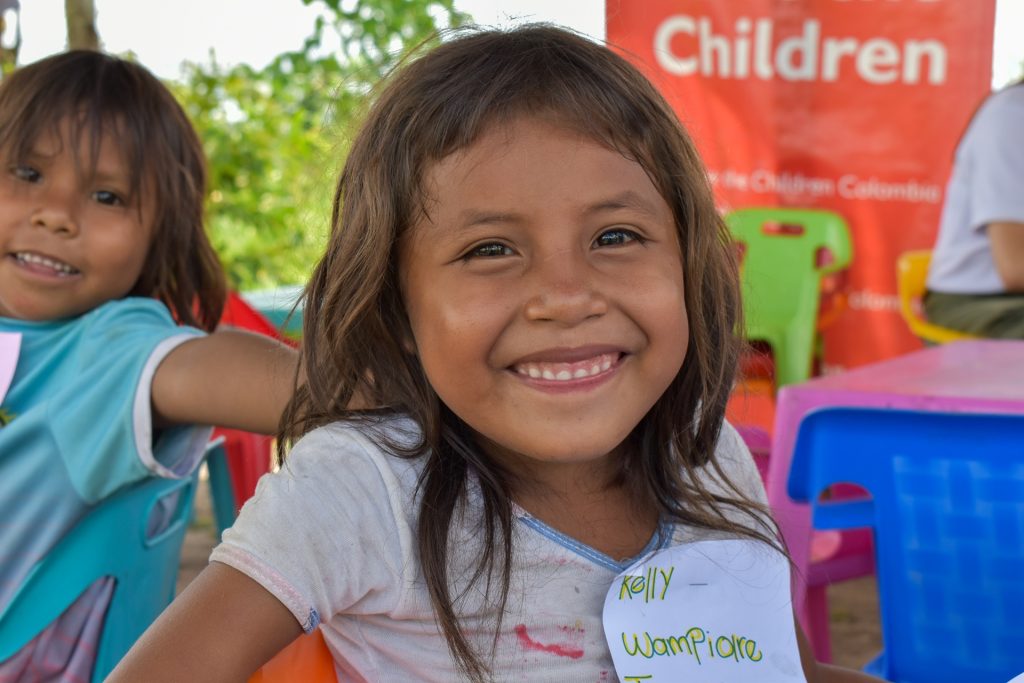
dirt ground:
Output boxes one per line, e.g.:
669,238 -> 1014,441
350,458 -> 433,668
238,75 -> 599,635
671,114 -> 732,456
178,477 -> 883,671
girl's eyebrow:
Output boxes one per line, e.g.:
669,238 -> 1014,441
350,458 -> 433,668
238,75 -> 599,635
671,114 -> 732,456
87,160 -> 132,185
584,190 -> 662,218
457,210 -> 523,229
91,169 -> 129,185
455,191 -> 661,231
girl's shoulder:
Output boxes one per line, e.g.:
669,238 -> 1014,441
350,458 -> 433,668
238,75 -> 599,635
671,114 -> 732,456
291,414 -> 421,457
72,298 -> 198,364
282,414 -> 427,495
714,420 -> 754,469
0,297 -> 174,335
694,420 -> 767,505
85,297 -> 178,328
2,298 -> 193,369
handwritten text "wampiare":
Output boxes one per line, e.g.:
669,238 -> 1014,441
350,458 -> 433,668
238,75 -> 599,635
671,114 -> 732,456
621,627 -> 764,665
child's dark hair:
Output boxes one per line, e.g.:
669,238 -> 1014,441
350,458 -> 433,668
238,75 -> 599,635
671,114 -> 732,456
283,25 -> 775,681
0,50 -> 224,330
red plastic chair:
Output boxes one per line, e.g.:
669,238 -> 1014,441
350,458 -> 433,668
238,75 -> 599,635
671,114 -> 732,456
208,292 -> 291,532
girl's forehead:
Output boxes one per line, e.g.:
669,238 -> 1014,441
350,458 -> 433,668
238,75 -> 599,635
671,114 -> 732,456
419,115 -> 660,208
424,115 -> 627,185
13,114 -> 123,160
44,116 -> 137,177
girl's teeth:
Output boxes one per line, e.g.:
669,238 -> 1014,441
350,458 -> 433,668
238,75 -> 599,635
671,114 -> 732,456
514,353 -> 619,381
16,252 -> 76,275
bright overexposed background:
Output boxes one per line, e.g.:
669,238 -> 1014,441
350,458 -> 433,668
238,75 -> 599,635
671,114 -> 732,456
17,0 -> 1024,87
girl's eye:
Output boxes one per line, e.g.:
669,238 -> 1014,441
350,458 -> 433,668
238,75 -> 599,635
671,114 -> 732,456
92,190 -> 126,207
594,228 -> 643,248
463,242 -> 514,260
10,165 -> 40,183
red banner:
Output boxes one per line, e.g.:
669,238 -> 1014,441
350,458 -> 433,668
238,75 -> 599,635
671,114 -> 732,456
607,0 -> 995,370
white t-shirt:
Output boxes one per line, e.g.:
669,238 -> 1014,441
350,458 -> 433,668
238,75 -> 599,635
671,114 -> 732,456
927,84 -> 1024,294
211,417 -> 771,682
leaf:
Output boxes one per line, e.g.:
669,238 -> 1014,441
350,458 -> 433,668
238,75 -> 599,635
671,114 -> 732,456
169,0 -> 468,290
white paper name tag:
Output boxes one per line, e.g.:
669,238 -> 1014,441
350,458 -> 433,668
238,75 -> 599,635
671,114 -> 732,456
603,538 -> 806,683
0,332 -> 20,405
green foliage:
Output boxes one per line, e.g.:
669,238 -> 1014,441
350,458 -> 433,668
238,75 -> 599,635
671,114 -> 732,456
172,0 -> 468,291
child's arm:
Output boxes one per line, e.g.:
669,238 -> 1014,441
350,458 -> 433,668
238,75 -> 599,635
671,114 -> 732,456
797,611 -> 885,682
107,562 -> 301,683
151,329 -> 299,434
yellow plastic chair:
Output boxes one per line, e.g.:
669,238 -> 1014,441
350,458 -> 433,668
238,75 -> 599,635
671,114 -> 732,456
896,251 -> 977,344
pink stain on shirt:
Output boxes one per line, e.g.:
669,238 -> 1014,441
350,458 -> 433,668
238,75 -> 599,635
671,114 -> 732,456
513,624 -> 584,659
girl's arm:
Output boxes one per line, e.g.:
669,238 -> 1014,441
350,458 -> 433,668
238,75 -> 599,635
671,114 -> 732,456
989,221 -> 1024,292
107,562 -> 301,683
797,611 -> 884,682
151,329 -> 299,434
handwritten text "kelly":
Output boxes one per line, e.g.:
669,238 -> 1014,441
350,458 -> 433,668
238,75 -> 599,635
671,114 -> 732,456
618,566 -> 674,603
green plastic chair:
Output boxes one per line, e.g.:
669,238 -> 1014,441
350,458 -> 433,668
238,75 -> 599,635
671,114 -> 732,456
0,471 -> 199,681
727,207 -> 853,388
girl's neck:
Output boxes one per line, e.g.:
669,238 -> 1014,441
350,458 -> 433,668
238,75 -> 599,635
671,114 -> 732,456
514,476 -> 660,562
476,436 -> 660,560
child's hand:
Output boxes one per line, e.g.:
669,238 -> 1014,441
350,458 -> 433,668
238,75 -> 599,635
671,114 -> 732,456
797,615 -> 885,682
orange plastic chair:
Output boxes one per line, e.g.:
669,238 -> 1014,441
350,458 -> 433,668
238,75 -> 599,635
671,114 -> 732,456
248,630 -> 336,683
896,250 -> 978,344
727,376 -> 775,480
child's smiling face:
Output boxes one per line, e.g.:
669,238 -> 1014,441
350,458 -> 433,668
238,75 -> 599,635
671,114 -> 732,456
0,119 -> 154,321
400,116 -> 689,486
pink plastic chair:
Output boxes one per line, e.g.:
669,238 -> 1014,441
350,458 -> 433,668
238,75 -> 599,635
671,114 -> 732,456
800,498 -> 874,663
735,419 -> 871,664
767,392 -> 876,663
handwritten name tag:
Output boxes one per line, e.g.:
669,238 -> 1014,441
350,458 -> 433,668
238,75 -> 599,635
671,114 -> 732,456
603,538 -> 805,683
0,332 -> 20,405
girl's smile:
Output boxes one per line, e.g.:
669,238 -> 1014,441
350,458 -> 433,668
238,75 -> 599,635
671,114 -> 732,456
10,250 -> 81,279
400,115 -> 689,487
510,348 -> 623,391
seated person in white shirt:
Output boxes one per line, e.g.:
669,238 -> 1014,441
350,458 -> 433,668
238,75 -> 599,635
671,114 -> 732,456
925,80 -> 1024,339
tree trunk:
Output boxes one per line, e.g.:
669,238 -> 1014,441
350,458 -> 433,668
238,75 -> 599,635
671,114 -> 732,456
0,15 -> 16,74
64,0 -> 99,51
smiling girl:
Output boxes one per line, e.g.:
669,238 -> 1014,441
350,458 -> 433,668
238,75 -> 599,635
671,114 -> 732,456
112,26 -> 881,683
0,51 -> 296,680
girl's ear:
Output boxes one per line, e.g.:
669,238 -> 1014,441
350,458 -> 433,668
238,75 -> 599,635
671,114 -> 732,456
401,332 -> 418,356
397,316 -> 418,355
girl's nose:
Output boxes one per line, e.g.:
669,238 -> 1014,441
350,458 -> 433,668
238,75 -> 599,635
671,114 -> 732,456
30,198 -> 79,237
523,254 -> 608,325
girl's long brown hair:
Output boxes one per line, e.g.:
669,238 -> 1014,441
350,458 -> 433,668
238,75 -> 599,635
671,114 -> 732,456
281,25 -> 777,681
0,50 -> 224,330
